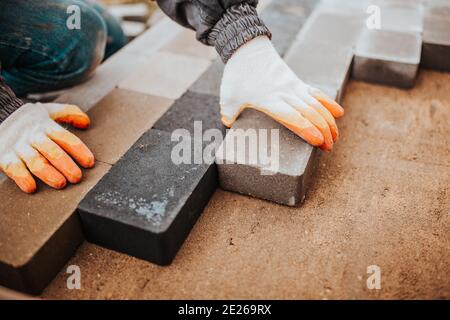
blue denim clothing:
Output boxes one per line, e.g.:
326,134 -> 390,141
0,0 -> 127,97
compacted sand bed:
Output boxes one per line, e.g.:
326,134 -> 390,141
42,70 -> 450,299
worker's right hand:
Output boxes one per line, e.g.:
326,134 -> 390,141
0,103 -> 95,193
220,36 -> 344,151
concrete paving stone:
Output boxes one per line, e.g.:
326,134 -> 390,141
317,0 -> 370,16
55,51 -> 147,112
369,0 -> 424,33
424,0 -> 450,19
285,40 -> 354,98
0,285 -> 35,300
120,17 -> 183,56
216,109 -> 320,206
421,15 -> 450,72
260,4 -> 309,57
161,29 -> 218,61
189,59 -> 224,97
296,10 -> 365,49
256,0 -> 274,13
0,162 -> 111,294
153,91 -> 226,136
119,51 -> 210,100
352,29 -> 422,88
269,0 -> 318,16
78,129 -> 217,265
307,83 -> 340,104
72,88 -> 173,165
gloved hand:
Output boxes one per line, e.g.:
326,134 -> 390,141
220,36 -> 344,151
0,103 -> 95,193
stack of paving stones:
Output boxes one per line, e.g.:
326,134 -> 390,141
353,0 -> 450,86
1,0 -> 449,294
352,0 -> 424,88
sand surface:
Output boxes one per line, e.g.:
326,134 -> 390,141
42,70 -> 450,299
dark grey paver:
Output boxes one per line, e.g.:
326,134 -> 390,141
78,129 -> 217,265
153,91 -> 226,136
352,29 -> 422,88
189,59 -> 224,97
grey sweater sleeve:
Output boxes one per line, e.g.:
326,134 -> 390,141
0,75 -> 24,126
156,1 -> 271,62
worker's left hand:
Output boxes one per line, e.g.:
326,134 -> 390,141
220,36 -> 344,151
0,103 -> 94,193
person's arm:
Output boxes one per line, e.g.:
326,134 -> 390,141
156,0 -> 271,62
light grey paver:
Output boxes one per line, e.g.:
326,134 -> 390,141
216,109 -> 320,206
352,29 -> 422,88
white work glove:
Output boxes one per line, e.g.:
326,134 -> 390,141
220,36 -> 344,151
0,103 -> 95,193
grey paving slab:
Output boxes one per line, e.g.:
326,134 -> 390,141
421,15 -> 450,72
370,0 -> 424,33
285,40 -> 354,99
189,59 -> 224,97
78,129 -> 217,265
296,10 -> 365,49
352,29 -> 422,88
424,0 -> 450,19
268,0 -> 318,17
153,91 -> 226,136
216,109 -> 320,206
317,0 -> 370,15
55,52 -> 147,111
260,5 -> 309,57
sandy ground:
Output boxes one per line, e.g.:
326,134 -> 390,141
42,70 -> 450,299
